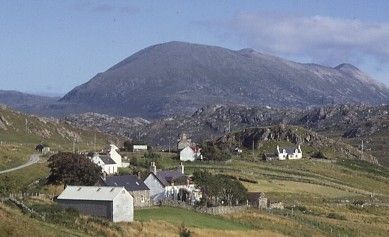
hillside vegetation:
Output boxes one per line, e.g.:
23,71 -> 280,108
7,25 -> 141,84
0,105 -> 110,170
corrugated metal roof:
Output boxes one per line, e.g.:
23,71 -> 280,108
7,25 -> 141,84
57,186 -> 127,201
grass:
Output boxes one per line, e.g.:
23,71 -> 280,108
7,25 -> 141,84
135,206 -> 250,230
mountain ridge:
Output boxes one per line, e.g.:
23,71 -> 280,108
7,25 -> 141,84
59,41 -> 389,118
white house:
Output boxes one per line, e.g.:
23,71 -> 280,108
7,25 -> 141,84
179,146 -> 202,162
133,145 -> 148,152
144,162 -> 202,204
108,144 -> 124,167
57,186 -> 134,222
89,153 -> 118,175
277,145 -> 302,160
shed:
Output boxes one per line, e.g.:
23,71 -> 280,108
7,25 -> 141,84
57,186 -> 133,222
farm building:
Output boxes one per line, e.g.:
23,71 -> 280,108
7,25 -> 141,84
57,186 -> 134,222
179,146 -> 202,162
99,175 -> 151,208
133,144 -> 148,152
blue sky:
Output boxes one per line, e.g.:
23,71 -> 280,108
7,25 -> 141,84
1,0 -> 389,95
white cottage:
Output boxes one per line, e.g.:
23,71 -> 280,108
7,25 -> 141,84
179,146 -> 202,162
108,144 -> 124,167
144,162 -> 201,204
89,153 -> 118,175
57,186 -> 134,222
277,145 -> 302,160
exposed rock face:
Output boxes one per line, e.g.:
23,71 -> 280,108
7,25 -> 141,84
58,41 -> 389,118
0,114 -> 8,130
213,125 -> 377,164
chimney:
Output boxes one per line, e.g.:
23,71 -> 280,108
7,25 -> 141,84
178,162 -> 184,174
150,162 -> 157,174
137,171 -> 141,180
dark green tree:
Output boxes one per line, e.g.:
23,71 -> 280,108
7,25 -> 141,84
192,170 -> 247,206
47,152 -> 102,186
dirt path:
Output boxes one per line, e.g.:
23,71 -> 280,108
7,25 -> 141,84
0,154 -> 40,174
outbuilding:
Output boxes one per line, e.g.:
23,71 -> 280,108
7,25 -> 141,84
57,186 -> 134,222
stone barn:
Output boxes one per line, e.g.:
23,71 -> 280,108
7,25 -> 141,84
57,186 -> 134,222
99,175 -> 151,208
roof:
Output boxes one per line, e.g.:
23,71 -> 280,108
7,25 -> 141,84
102,175 -> 149,192
155,170 -> 187,186
99,155 -> 117,165
280,147 -> 299,155
57,186 -> 127,201
247,192 -> 265,202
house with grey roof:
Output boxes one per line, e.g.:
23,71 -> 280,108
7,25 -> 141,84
99,175 -> 150,208
277,145 -> 302,160
88,153 -> 118,175
56,186 -> 133,222
144,162 -> 202,204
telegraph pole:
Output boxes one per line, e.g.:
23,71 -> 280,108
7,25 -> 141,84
94,133 -> 96,152
168,128 -> 171,153
252,139 -> 255,157
361,140 -> 364,159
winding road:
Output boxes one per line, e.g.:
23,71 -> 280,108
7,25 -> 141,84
0,154 -> 40,174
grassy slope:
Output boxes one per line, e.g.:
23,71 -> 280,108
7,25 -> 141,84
0,106 -> 109,170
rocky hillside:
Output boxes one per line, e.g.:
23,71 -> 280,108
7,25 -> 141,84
58,41 -> 389,118
0,105 -> 111,150
211,125 -> 377,164
65,104 -> 388,165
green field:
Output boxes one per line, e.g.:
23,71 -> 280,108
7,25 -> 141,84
135,206 -> 249,230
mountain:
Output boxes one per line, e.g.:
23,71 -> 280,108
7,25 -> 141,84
0,90 -> 59,115
59,41 -> 389,118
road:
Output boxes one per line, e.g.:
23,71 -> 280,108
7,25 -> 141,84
0,154 -> 40,174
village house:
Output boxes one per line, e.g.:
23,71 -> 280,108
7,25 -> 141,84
99,175 -> 151,208
56,186 -> 134,222
88,153 -> 118,175
277,145 -> 302,160
144,162 -> 201,204
108,144 -> 125,167
179,146 -> 202,162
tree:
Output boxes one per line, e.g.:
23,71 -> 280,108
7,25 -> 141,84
192,170 -> 247,206
201,142 -> 231,161
47,152 -> 102,186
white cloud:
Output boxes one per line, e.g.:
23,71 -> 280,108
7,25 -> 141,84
223,12 -> 389,66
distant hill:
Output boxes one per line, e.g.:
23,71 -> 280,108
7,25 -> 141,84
0,105 -> 110,150
0,90 -> 59,116
58,41 -> 389,118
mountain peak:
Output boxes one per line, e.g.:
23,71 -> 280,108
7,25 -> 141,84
334,63 -> 360,71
